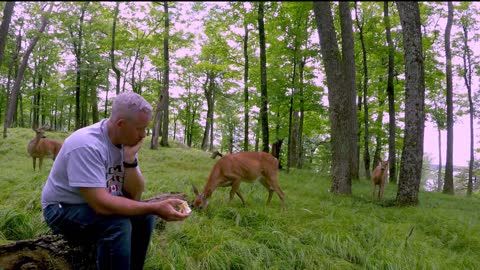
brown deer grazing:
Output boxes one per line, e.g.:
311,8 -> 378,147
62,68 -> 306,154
27,127 -> 63,171
192,151 -> 286,211
372,160 -> 389,200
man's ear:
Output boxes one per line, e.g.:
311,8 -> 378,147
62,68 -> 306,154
115,118 -> 127,128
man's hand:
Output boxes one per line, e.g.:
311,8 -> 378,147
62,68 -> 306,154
124,138 -> 144,163
151,198 -> 191,221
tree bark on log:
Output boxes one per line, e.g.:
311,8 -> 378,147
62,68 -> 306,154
0,192 -> 187,270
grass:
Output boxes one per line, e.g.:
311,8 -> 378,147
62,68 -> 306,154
1,128 -> 479,269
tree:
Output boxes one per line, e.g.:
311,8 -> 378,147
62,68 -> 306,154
354,2 -> 371,179
3,4 -> 53,137
313,2 -> 357,194
395,1 -> 426,206
151,2 -> 171,149
110,2 -> 121,95
160,1 -> 170,147
384,1 -> 397,184
443,1 -> 455,194
455,2 -> 479,196
258,2 -> 269,153
0,2 -> 15,68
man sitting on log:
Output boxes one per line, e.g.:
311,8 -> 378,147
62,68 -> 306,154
41,92 -> 190,270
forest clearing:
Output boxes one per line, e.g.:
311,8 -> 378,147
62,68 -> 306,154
0,1 -> 480,269
0,128 -> 479,269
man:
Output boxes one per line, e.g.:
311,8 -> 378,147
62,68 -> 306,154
41,92 -> 190,270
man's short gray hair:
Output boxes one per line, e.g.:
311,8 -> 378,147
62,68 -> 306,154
110,92 -> 153,121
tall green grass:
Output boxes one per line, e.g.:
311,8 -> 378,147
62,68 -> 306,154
1,128 -> 479,269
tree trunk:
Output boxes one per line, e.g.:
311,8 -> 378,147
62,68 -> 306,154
0,192 -> 187,270
160,1 -> 170,147
0,2 -> 15,68
288,54 -> 298,170
201,75 -> 214,151
395,1 -> 426,206
2,26 -> 21,137
313,1 -> 357,194
443,1 -> 454,195
90,74 -> 100,124
271,138 -> 284,169
297,58 -> 305,169
4,4 -> 52,134
355,4 -> 371,180
460,22 -> 474,196
111,2 -> 121,95
437,127 -> 443,192
243,20 -> 250,152
258,2 -> 269,153
384,1 -> 397,184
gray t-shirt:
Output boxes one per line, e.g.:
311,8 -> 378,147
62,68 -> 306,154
41,119 -> 132,208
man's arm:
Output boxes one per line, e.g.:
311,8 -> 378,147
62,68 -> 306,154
79,187 -> 190,221
123,167 -> 144,200
122,138 -> 145,200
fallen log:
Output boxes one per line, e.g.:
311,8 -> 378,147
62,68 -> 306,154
0,192 -> 188,270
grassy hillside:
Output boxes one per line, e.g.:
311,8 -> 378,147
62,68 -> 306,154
1,128 -> 479,269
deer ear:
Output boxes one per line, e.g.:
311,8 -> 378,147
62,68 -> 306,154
192,184 -> 199,195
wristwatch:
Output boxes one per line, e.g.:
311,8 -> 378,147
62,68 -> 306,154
123,158 -> 138,168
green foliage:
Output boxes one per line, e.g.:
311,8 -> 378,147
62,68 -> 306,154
1,128 -> 479,269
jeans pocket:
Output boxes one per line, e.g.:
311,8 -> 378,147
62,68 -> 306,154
43,204 -> 64,234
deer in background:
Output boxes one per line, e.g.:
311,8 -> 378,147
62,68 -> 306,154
192,151 -> 286,211
372,160 -> 389,200
27,126 -> 63,171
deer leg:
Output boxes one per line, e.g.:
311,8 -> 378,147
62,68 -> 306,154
380,182 -> 385,200
372,182 -> 376,198
33,158 -> 36,171
230,181 -> 246,205
263,177 -> 286,210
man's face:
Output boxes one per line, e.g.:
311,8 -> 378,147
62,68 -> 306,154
118,111 -> 151,146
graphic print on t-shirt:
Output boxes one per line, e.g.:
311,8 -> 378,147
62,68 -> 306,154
106,164 -> 124,196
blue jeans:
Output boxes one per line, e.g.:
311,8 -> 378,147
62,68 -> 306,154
43,203 -> 156,270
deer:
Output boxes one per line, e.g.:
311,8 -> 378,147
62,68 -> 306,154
372,159 -> 389,200
27,126 -> 63,171
192,151 -> 286,211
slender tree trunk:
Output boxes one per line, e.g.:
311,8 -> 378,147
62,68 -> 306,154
2,27 -> 21,134
297,58 -> 305,169
313,1 -> 357,194
384,1 -> 397,184
443,1 -> 454,195
288,53 -> 298,170
243,20 -> 250,152
4,4 -> 52,137
160,1 -> 170,147
71,3 -> 87,130
395,1 -> 426,206
355,4 -> 371,180
201,74 -> 214,151
460,23 -> 474,196
151,71 -> 163,150
258,2 -> 269,153
111,2 -> 121,95
437,127 -> 443,192
0,2 -> 15,68
208,76 -> 215,152
90,73 -> 99,123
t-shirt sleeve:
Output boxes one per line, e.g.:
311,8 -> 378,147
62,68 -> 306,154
67,147 -> 106,188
